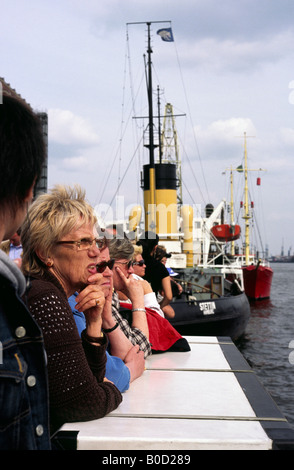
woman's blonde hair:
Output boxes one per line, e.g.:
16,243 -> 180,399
21,184 -> 97,276
133,245 -> 143,259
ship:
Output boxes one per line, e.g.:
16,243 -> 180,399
103,22 -> 251,340
218,133 -> 273,300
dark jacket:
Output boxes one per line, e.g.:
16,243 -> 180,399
0,251 -> 51,449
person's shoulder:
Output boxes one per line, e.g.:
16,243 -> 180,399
28,275 -> 64,300
156,260 -> 169,276
131,273 -> 142,280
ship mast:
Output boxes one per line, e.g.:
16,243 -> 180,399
161,102 -> 183,207
145,22 -> 157,231
225,133 -> 252,263
229,167 -> 235,255
226,132 -> 266,263
243,132 -> 250,264
139,20 -> 179,239
130,20 -> 179,240
241,132 -> 267,263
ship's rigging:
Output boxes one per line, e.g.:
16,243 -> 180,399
224,132 -> 269,260
96,21 -> 210,223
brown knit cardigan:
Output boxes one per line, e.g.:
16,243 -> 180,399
24,270 -> 122,433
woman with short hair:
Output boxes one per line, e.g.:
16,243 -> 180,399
109,238 -> 152,358
21,185 -> 122,433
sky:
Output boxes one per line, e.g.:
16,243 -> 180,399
1,0 -> 294,256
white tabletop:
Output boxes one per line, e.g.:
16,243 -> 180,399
70,416 -> 271,451
59,336 -> 287,450
146,342 -> 231,372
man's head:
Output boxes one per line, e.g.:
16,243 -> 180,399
0,95 -> 45,214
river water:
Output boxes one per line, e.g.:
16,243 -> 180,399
237,262 -> 294,427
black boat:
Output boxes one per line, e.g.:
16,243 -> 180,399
169,287 -> 250,341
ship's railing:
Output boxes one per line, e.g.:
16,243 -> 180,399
233,254 -> 271,267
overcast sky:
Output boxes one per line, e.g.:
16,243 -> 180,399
1,0 -> 294,256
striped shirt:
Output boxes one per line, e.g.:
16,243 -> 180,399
112,292 -> 152,358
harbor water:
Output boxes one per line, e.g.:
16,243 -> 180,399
237,262 -> 294,427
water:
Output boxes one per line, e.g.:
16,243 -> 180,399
237,263 -> 294,427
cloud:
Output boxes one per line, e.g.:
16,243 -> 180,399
48,108 -> 100,146
61,156 -> 88,169
2,0 -> 292,255
196,117 -> 256,141
190,117 -> 256,162
280,127 -> 294,146
177,31 -> 294,73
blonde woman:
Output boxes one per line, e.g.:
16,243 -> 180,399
21,185 -> 122,434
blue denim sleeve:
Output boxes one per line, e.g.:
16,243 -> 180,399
68,293 -> 86,335
105,352 -> 130,393
69,294 -> 130,393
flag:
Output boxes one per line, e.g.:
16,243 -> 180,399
157,27 -> 174,42
236,164 -> 243,172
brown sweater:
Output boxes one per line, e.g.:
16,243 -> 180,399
24,271 -> 122,433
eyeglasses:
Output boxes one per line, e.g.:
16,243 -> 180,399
133,259 -> 145,267
115,260 -> 134,269
56,237 -> 107,251
96,259 -> 115,273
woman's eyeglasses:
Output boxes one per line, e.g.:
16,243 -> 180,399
133,259 -> 145,267
96,259 -> 115,273
56,237 -> 107,251
115,260 -> 134,269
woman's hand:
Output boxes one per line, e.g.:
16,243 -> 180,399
75,273 -> 105,337
115,266 -> 148,339
87,271 -> 115,330
115,266 -> 144,305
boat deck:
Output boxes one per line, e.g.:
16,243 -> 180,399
55,336 -> 294,450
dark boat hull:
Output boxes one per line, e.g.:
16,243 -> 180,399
242,265 -> 273,300
169,291 -> 250,341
